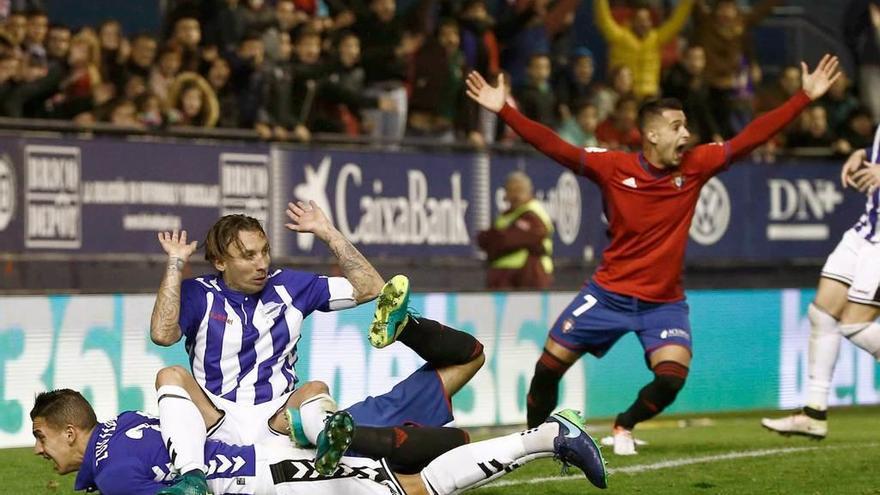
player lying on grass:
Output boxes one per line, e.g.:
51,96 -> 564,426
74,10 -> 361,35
762,128 -> 880,439
31,389 -> 607,494
154,274 -> 486,494
466,54 -> 841,455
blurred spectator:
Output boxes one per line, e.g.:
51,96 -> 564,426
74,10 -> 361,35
232,33 -> 273,131
98,20 -> 128,87
477,171 -> 553,290
514,53 -> 557,128
24,8 -> 48,58
408,19 -> 479,144
593,0 -> 695,99
167,72 -> 219,127
207,57 -> 239,128
149,45 -> 182,103
107,98 -> 143,128
821,72 -> 860,136
171,16 -> 202,72
0,50 -> 62,117
557,100 -> 599,147
456,0 -> 500,76
4,11 -> 27,48
211,0 -> 247,54
693,0 -> 778,136
839,106 -> 876,152
788,105 -> 838,149
264,0 -> 307,63
354,0 -> 432,140
285,26 -> 325,139
46,23 -> 70,67
125,34 -> 158,82
241,0 -> 277,35
122,74 -> 147,101
136,92 -> 164,128
844,1 -> 880,123
662,44 -> 721,143
53,30 -> 102,118
498,0 -> 550,87
596,95 -> 640,150
324,31 -> 394,136
554,47 -> 596,122
754,65 -> 800,114
593,64 -> 634,122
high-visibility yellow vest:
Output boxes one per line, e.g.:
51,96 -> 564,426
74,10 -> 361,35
490,199 -> 554,274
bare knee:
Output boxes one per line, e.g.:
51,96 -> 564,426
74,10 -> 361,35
155,365 -> 192,390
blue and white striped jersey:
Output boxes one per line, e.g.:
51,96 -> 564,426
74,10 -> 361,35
852,128 -> 880,244
179,268 -> 356,405
75,411 -> 257,495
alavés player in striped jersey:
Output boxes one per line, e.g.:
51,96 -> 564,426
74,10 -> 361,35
762,126 -> 880,438
148,202 -> 485,494
466,54 -> 842,455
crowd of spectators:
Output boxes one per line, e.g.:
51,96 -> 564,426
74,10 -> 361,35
0,0 -> 878,154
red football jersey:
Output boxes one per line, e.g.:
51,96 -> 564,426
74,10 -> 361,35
499,91 -> 811,302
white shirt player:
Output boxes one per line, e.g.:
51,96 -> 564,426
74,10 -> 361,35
851,125 -> 880,244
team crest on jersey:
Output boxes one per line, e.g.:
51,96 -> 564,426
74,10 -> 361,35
672,175 -> 684,189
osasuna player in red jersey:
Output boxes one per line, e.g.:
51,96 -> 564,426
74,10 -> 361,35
466,54 -> 841,455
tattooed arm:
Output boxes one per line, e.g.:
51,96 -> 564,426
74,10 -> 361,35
151,230 -> 198,346
285,200 -> 384,303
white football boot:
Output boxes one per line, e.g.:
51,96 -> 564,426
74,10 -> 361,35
761,413 -> 827,440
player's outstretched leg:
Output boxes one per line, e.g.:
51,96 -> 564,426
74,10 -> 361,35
369,274 -> 484,369
369,274 -> 412,348
418,408 -> 607,493
314,410 -> 355,476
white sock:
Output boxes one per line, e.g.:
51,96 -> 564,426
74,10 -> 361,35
420,427 -> 555,494
299,393 -> 337,445
806,304 -> 841,411
842,321 -> 880,359
157,385 -> 206,474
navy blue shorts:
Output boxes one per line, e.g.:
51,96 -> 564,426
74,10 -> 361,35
344,363 -> 453,427
549,280 -> 692,359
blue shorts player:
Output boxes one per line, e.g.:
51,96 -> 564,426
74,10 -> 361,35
466,54 -> 842,455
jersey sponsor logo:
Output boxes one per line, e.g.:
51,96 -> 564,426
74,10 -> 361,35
690,177 -> 730,246
210,312 -> 228,323
561,318 -> 575,333
621,177 -> 638,188
0,154 -> 15,231
660,328 -> 690,340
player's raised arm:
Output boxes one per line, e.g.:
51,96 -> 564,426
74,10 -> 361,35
465,71 -> 591,177
150,230 -> 198,346
728,54 -> 841,161
285,200 -> 383,303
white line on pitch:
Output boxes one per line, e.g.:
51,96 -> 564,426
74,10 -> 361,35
480,442 -> 879,489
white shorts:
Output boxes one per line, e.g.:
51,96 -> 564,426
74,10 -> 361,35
251,445 -> 404,495
207,390 -> 293,447
821,229 -> 880,307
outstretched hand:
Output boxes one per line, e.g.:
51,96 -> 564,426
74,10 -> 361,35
801,54 -> 841,101
285,200 -> 333,239
465,71 -> 506,113
157,230 -> 198,261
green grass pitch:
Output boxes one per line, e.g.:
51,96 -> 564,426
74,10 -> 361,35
3,406 -> 878,494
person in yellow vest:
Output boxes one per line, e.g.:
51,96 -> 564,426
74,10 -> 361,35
477,171 -> 554,289
594,0 -> 695,99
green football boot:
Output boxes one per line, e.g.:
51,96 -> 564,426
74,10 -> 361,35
157,470 -> 209,495
314,410 -> 355,476
368,275 -> 412,348
284,407 -> 313,447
